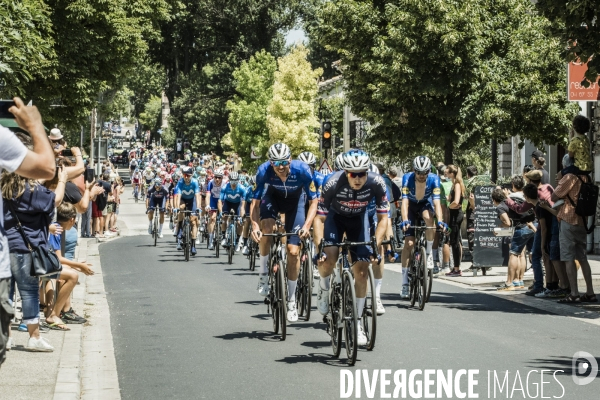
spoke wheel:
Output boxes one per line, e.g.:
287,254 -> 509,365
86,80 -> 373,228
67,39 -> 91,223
215,226 -> 220,258
277,260 -> 287,341
303,250 -> 312,321
409,249 -> 417,307
418,246 -> 427,310
426,269 -> 433,303
343,271 -> 358,365
228,227 -> 234,265
184,224 -> 190,262
363,266 -> 377,351
269,262 -> 279,335
153,217 -> 158,246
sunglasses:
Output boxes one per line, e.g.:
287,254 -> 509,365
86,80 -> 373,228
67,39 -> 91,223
272,160 -> 290,167
347,171 -> 367,178
183,174 -> 192,178
214,176 -> 223,179
416,170 -> 429,176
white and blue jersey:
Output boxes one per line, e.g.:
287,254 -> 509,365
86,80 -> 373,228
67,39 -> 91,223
244,185 -> 254,213
313,170 -> 325,196
207,179 -> 223,209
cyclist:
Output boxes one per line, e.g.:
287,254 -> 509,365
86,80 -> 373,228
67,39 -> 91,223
205,169 -> 224,250
298,151 -> 324,276
218,171 -> 246,248
314,149 -> 389,346
173,166 -> 202,255
241,176 -> 255,255
146,178 -> 168,238
251,143 -> 318,323
142,166 -> 155,193
131,168 -> 142,199
129,155 -> 139,180
399,156 -> 447,299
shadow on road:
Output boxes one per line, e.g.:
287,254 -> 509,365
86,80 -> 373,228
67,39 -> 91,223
214,330 -> 287,342
275,352 -> 352,367
300,341 -> 331,349
431,291 -> 553,315
527,356 -> 600,379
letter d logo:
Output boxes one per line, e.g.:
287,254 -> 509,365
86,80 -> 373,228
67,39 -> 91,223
572,351 -> 598,386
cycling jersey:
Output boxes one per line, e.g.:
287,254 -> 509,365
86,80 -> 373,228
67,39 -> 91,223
174,178 -> 200,200
253,160 -> 317,201
244,184 -> 254,214
220,182 -> 246,204
207,179 -> 223,209
318,171 -> 389,217
132,173 -> 141,183
401,172 -> 441,204
147,186 -> 169,208
313,170 -> 325,196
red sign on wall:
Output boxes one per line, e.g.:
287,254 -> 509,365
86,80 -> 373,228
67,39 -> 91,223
568,61 -> 600,101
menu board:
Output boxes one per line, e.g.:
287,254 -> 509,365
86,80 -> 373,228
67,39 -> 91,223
472,186 -> 506,267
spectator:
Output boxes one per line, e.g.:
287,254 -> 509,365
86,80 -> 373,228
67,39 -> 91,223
0,98 -> 56,363
530,150 -> 550,184
92,172 -> 113,238
552,161 -> 597,303
436,164 -> 452,273
387,167 -> 404,249
444,165 -> 465,277
562,115 -> 593,178
48,128 -> 65,157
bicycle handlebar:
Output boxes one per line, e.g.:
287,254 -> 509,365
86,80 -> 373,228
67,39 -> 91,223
319,236 -> 380,263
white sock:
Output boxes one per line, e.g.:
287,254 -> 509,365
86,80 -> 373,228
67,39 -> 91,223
356,297 -> 366,319
209,233 -> 214,242
287,279 -> 297,302
374,278 -> 382,299
158,224 -> 162,233
426,240 -> 433,255
432,250 -> 439,262
320,275 -> 331,290
402,268 -> 409,285
259,255 -> 269,275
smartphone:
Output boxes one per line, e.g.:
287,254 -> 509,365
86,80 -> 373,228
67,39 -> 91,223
0,100 -> 16,119
85,168 -> 95,183
61,149 -> 73,157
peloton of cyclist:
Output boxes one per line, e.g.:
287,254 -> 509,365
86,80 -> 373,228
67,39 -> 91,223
146,178 -> 169,238
251,143 -> 318,323
314,149 -> 389,346
218,171 -> 246,249
399,156 -> 447,299
205,169 -> 224,250
173,166 -> 202,256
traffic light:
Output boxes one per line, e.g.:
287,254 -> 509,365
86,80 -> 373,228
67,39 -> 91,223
322,121 -> 332,149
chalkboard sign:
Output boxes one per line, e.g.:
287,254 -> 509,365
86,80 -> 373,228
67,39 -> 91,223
472,186 -> 507,267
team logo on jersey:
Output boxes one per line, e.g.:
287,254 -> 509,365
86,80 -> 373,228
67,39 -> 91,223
309,181 -> 316,192
402,187 -> 409,195
433,188 -> 441,195
339,200 -> 368,209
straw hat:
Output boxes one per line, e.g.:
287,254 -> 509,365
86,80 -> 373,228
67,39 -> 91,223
49,128 -> 63,140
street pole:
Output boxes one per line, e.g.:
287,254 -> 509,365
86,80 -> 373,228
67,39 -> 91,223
491,139 -> 498,183
90,108 -> 96,169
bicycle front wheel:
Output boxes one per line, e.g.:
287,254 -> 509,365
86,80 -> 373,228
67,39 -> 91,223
301,249 -> 312,321
363,265 -> 377,351
418,246 -> 427,310
184,224 -> 191,262
269,263 -> 279,335
343,270 -> 358,365
409,249 -> 418,308
277,261 -> 287,341
153,217 -> 158,246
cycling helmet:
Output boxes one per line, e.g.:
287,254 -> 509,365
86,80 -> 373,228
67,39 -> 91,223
248,175 -> 256,186
413,156 -> 432,173
134,168 -> 139,173
229,171 -> 239,181
182,166 -> 194,175
268,143 -> 291,161
159,170 -> 166,177
199,169 -> 207,176
165,174 -> 172,181
369,164 -> 380,174
214,169 -> 224,177
341,150 -> 370,172
298,151 -> 316,166
334,153 -> 344,171
153,178 -> 162,186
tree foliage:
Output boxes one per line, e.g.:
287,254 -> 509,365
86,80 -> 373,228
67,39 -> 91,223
536,0 -> 600,86
139,95 -> 162,132
316,0 -> 578,163
226,50 -> 277,169
267,45 -> 322,156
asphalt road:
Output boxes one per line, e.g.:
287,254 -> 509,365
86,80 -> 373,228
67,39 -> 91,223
101,235 -> 600,399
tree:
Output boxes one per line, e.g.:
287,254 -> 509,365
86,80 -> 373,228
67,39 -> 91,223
267,45 -> 322,156
226,50 -> 277,169
316,0 -> 578,163
139,95 -> 162,132
536,0 -> 600,86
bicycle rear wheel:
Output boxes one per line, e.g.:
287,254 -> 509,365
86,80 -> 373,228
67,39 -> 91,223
418,246 -> 427,310
184,224 -> 191,262
343,270 -> 358,365
277,260 -> 287,341
363,265 -> 377,351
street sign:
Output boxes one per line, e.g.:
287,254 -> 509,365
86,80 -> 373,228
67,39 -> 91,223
568,61 -> 600,101
250,146 -> 260,159
319,159 -> 332,175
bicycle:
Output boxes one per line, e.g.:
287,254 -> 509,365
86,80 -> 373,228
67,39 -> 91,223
148,207 -> 162,246
262,221 -> 297,341
296,237 -> 313,321
199,214 -> 209,247
180,210 -> 194,262
246,217 -> 259,271
133,183 -> 140,203
224,210 -> 242,265
214,213 -> 222,258
429,228 -> 451,302
319,236 -> 379,365
407,219 -> 436,310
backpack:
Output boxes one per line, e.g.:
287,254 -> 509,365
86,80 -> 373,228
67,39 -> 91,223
567,174 -> 599,234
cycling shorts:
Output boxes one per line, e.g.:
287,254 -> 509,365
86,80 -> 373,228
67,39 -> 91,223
149,196 -> 166,210
259,192 -> 306,246
323,209 -> 372,262
405,201 -> 434,237
180,197 -> 197,214
145,178 -> 153,185
222,200 -> 241,215
209,196 -> 220,210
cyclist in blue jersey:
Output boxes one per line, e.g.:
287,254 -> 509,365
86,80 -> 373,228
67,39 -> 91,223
173,166 -> 202,255
314,150 -> 389,346
218,171 -> 246,248
146,178 -> 169,238
251,143 -> 318,323
399,156 -> 447,299
241,176 -> 255,255
204,169 -> 224,250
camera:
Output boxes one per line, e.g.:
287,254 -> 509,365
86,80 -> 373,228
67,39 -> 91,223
0,100 -> 16,119
60,149 -> 73,157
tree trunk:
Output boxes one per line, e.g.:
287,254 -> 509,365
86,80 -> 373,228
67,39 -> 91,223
444,136 -> 453,165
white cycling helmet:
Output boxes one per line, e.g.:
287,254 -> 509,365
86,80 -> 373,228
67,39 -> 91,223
413,156 -> 432,173
268,143 -> 291,161
214,169 -> 224,177
334,153 -> 344,171
229,171 -> 239,181
298,151 -> 316,166
369,164 -> 380,174
341,150 -> 370,172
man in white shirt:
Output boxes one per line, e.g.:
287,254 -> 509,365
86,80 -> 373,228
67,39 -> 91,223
0,98 -> 55,366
